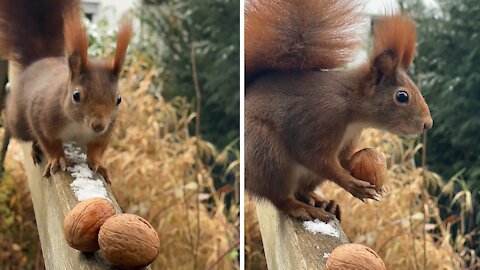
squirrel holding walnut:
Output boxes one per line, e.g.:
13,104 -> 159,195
0,0 -> 132,183
245,0 -> 433,221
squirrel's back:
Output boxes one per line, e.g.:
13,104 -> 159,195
0,0 -> 79,68
245,0 -> 363,83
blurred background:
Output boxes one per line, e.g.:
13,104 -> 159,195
0,0 -> 239,269
245,0 -> 480,269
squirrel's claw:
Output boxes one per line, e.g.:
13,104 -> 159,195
31,144 -> 43,166
279,196 -> 335,221
372,193 -> 383,201
43,156 -> 68,178
297,191 -> 341,221
88,160 -> 111,185
97,166 -> 111,185
378,187 -> 388,197
345,177 -> 380,202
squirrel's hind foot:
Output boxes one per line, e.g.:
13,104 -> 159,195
296,191 -> 341,221
277,196 -> 335,221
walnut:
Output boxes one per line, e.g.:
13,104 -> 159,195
63,198 -> 115,252
326,243 -> 386,270
99,214 -> 160,269
350,148 -> 387,191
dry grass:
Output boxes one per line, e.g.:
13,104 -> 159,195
244,194 -> 266,270
106,61 -> 240,270
0,57 -> 239,269
245,129 -> 470,270
0,134 -> 44,270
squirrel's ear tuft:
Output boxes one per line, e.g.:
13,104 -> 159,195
372,49 -> 397,83
112,18 -> 133,77
68,51 -> 83,79
372,15 -> 416,70
65,10 -> 89,74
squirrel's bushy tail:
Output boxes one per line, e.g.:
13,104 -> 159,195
245,0 -> 364,81
0,0 -> 79,68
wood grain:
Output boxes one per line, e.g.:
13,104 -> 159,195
256,200 -> 349,270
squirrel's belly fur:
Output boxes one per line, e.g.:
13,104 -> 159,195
58,122 -> 98,145
337,122 -> 368,153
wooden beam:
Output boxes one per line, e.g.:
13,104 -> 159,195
21,143 -> 122,269
256,200 -> 349,270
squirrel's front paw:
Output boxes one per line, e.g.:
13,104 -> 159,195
87,160 -> 111,184
43,156 -> 69,178
345,177 -> 382,202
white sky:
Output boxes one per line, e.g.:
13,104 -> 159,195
364,0 -> 400,15
364,0 -> 440,15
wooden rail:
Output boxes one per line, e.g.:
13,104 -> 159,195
8,63 -> 152,269
256,200 -> 349,270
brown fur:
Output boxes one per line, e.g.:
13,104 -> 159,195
245,0 -> 363,83
112,19 -> 133,76
0,0 -> 132,182
245,1 -> 433,221
65,11 -> 89,70
0,0 -> 79,67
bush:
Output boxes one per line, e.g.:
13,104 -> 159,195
405,0 -> 480,187
404,0 -> 480,255
138,0 -> 240,147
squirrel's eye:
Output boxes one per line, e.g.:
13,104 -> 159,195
116,95 -> 122,106
72,89 -> 81,103
395,91 -> 409,104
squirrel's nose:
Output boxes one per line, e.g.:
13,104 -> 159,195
423,118 -> 433,130
91,123 -> 106,134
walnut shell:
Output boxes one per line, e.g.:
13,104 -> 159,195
326,243 -> 386,270
350,148 -> 387,191
99,214 -> 160,269
63,198 -> 115,252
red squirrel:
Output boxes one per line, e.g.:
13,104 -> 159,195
245,0 -> 433,221
0,0 -> 132,183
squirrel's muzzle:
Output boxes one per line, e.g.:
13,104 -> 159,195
90,119 -> 108,134
424,118 -> 433,130
421,100 -> 433,131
